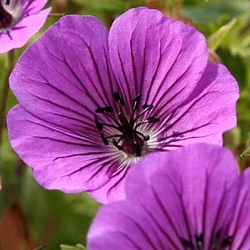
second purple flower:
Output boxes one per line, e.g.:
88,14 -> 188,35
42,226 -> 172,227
8,7 -> 239,203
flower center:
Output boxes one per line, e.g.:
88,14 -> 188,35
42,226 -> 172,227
94,92 -> 159,157
0,0 -> 12,29
181,231 -> 233,250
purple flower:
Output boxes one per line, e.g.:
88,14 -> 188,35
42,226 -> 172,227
87,143 -> 250,250
0,0 -> 51,53
7,8 -> 239,203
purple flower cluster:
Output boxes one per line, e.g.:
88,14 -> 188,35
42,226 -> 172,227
7,8 -> 239,204
0,0 -> 51,53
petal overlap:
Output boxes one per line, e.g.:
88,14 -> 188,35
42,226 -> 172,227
8,8 -> 239,203
88,144 -> 249,250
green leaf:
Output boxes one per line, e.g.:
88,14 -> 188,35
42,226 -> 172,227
207,18 -> 236,50
60,243 -> 86,250
241,141 -> 250,157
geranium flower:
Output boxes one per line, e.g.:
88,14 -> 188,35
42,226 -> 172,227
0,0 -> 51,53
88,144 -> 250,249
7,8 -> 239,203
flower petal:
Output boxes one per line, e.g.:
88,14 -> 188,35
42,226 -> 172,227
157,62 -> 239,149
8,105 -> 119,195
10,15 -> 114,126
0,7 -> 51,53
88,201 -> 170,249
227,169 -> 250,249
23,0 -> 49,14
88,144 -> 240,248
127,144 -> 239,247
108,7 -> 208,115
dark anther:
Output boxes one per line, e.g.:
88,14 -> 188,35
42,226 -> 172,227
213,229 -> 222,246
94,93 -> 159,156
113,92 -> 125,106
221,236 -> 233,249
180,237 -> 194,250
101,134 -> 109,145
94,117 -> 103,131
133,93 -> 141,110
95,106 -> 113,113
195,234 -> 203,247
146,116 -> 160,123
6,0 -> 10,5
142,104 -> 153,111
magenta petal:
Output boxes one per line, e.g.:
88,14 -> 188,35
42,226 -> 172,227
109,7 -> 208,114
227,169 -> 250,249
157,62 -> 239,148
127,144 -> 239,247
88,144 -> 241,249
8,105 -> 118,194
0,1 -> 51,53
24,0 -> 49,14
10,15 -> 114,129
88,201 -> 170,250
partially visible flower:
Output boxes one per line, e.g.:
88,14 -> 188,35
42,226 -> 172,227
7,8 -> 239,203
0,0 -> 51,53
88,144 -> 250,250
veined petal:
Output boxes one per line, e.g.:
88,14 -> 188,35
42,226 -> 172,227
10,15 -> 115,129
0,8 -> 51,53
0,0 -> 51,53
108,7 -> 208,115
227,169 -> 250,249
88,201 -> 171,250
22,0 -> 49,14
127,144 -> 239,248
88,144 -> 240,249
8,106 -> 119,194
156,63 -> 239,149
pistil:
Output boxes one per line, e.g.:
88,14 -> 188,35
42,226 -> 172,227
94,92 -> 159,157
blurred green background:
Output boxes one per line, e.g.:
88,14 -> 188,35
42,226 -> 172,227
0,0 -> 249,249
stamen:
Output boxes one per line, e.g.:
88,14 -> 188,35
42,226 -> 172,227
146,116 -> 160,123
133,93 -> 141,110
94,93 -> 159,156
113,92 -> 125,106
135,130 -> 150,141
142,104 -> 153,111
180,237 -> 195,249
220,236 -> 233,249
95,106 -> 113,113
133,104 -> 154,122
118,113 -> 130,131
101,133 -> 109,145
94,116 -> 103,131
180,231 -> 233,250
135,116 -> 159,130
195,234 -> 203,248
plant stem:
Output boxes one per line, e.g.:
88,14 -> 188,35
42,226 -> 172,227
0,49 -> 15,150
